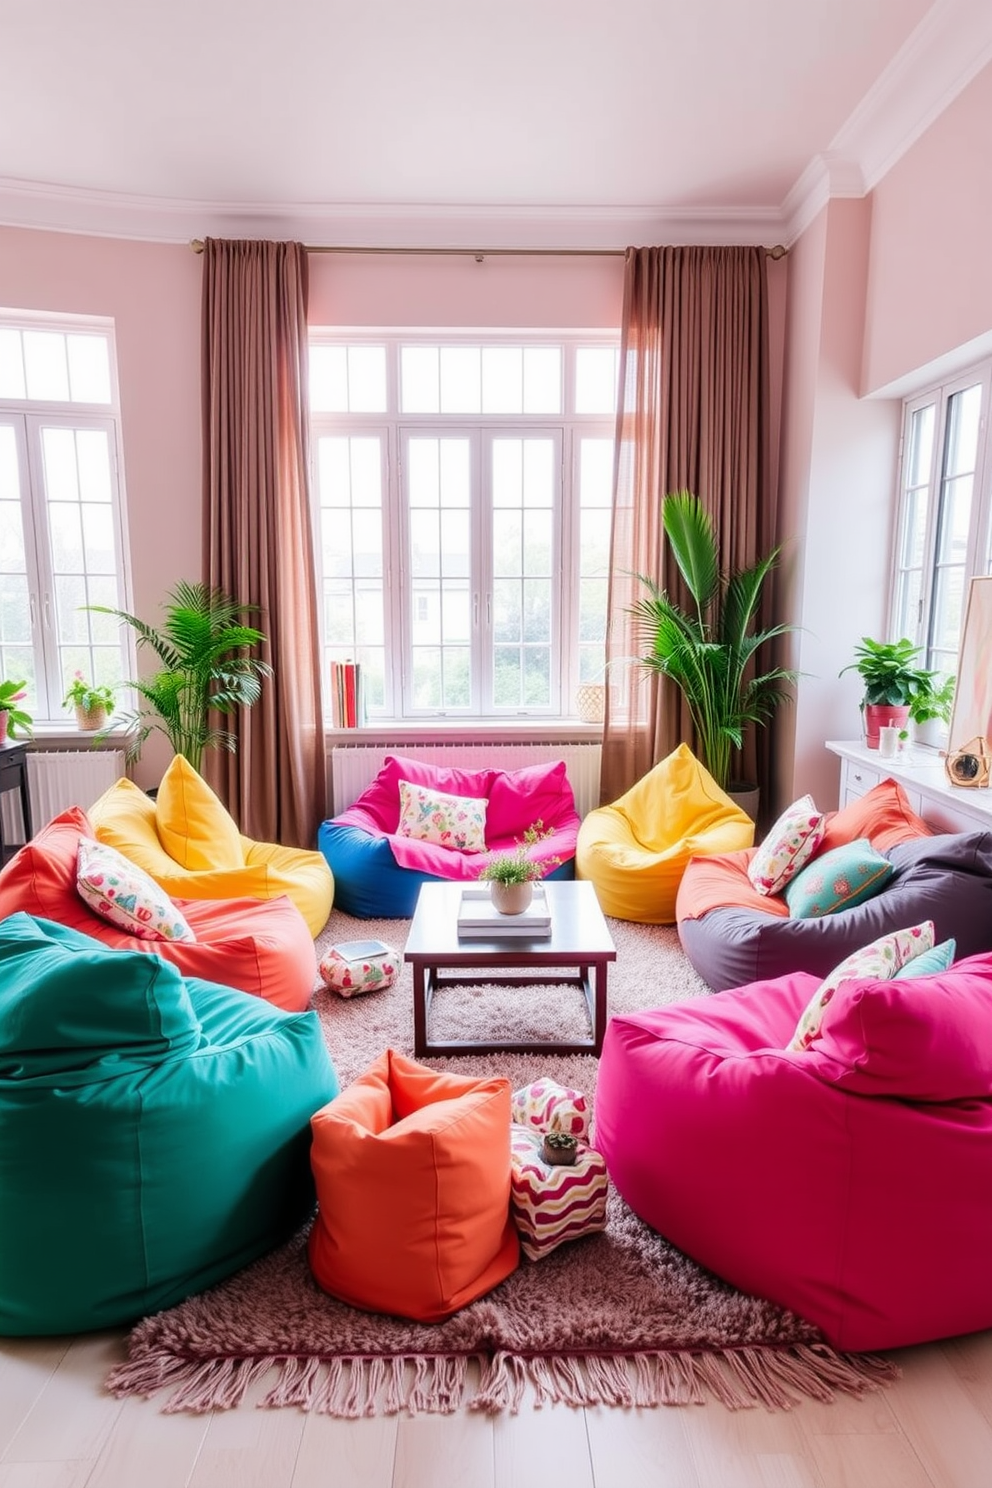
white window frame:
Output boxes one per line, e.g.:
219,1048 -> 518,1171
0,312 -> 133,727
310,331 -> 617,725
890,358 -> 992,677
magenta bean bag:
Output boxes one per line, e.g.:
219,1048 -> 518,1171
595,955 -> 992,1352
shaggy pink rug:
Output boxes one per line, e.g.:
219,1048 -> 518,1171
106,908 -> 897,1418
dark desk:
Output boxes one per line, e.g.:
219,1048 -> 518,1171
0,740 -> 32,864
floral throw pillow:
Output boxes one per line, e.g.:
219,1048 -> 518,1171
747,794 -> 826,896
787,920 -> 934,1051
396,779 -> 488,853
76,836 -> 196,943
784,838 -> 893,919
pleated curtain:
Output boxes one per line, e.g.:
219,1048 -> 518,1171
200,238 -> 324,849
600,245 -> 776,805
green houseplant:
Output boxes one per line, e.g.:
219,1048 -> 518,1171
90,580 -> 272,772
840,637 -> 953,747
63,672 -> 117,731
0,679 -> 32,742
628,490 -> 798,794
478,821 -> 561,915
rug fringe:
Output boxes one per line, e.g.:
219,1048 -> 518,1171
106,1343 -> 900,1417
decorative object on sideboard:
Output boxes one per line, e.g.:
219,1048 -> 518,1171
943,736 -> 992,789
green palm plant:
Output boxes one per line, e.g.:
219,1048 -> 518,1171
90,580 -> 272,772
628,490 -> 798,793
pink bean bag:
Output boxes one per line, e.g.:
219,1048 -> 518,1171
595,954 -> 992,1352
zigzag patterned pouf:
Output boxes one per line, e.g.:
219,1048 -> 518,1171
509,1124 -> 608,1262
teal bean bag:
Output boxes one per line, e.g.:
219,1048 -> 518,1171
0,912 -> 338,1336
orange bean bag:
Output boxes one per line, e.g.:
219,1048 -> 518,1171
0,807 -> 317,1011
308,1050 -> 519,1321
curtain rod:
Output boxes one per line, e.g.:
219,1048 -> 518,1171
189,239 -> 788,260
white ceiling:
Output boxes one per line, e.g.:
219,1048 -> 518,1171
1,0 -> 991,247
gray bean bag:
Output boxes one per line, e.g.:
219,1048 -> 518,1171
677,831 -> 992,991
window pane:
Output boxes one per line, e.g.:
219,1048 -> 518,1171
401,347 -> 440,413
930,565 -> 966,655
24,332 -> 70,401
42,428 -> 79,501
76,430 -> 112,503
80,504 -> 116,573
410,511 -> 441,578
0,331 -> 25,398
350,437 -> 382,507
55,574 -> 88,641
66,335 -> 112,404
907,404 -> 935,487
936,474 -> 973,564
408,438 -> 440,506
575,347 -> 619,414
580,437 -> 614,504
482,347 -> 522,413
439,439 -> 470,507
347,346 -> 386,412
945,385 -> 982,478
523,348 -> 561,413
310,346 -> 348,411
439,347 -> 480,414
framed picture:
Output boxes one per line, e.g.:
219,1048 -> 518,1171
948,575 -> 992,754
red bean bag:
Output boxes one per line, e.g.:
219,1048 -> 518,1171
0,807 -> 317,1011
308,1050 -> 519,1320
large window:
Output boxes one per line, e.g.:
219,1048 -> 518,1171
310,334 -> 618,722
0,316 -> 130,725
891,361 -> 992,679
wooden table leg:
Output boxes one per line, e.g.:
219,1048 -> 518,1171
412,962 -> 428,1058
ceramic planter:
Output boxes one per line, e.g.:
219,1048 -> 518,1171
489,881 -> 534,915
863,703 -> 910,750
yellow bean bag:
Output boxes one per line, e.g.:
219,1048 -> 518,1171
89,755 -> 334,937
576,744 -> 754,924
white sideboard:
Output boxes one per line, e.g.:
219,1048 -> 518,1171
825,739 -> 992,835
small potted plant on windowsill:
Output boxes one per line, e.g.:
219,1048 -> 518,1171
0,679 -> 32,744
477,821 -> 562,915
63,673 -> 117,733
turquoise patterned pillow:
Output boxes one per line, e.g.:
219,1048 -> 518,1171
784,837 -> 893,919
893,938 -> 956,979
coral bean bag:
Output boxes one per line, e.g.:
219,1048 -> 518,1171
308,1050 -> 519,1320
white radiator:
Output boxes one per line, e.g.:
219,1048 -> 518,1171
1,749 -> 126,845
330,742 -> 601,819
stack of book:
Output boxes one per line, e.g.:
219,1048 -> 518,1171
457,884 -> 553,938
329,659 -> 363,728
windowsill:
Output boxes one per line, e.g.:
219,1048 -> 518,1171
23,724 -> 130,750
324,720 -> 604,744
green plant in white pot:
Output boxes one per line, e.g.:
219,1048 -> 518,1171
478,821 -> 561,915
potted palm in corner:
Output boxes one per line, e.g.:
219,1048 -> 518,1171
628,490 -> 798,809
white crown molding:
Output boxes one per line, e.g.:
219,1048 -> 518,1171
784,0 -> 992,244
0,178 -> 786,251
831,0 -> 992,191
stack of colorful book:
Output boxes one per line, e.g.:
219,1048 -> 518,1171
329,659 -> 362,727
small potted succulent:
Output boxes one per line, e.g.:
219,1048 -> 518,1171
542,1130 -> 579,1166
0,679 -> 32,743
63,672 -> 117,732
477,820 -> 562,915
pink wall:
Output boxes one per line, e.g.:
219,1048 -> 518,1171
863,59 -> 992,394
778,199 -> 902,811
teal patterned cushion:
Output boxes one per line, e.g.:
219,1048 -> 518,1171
784,838 -> 893,919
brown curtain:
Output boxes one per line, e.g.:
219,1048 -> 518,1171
600,245 -> 774,804
201,238 -> 324,849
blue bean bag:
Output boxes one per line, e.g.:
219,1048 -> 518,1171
0,912 -> 339,1335
320,755 -> 579,918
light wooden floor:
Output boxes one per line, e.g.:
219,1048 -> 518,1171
5,1329 -> 992,1487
